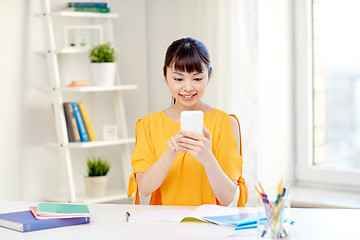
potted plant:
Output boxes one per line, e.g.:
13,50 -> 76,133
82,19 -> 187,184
84,156 -> 111,197
89,43 -> 116,86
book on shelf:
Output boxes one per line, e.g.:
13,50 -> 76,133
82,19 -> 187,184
66,2 -> 108,8
63,102 -> 81,142
72,102 -> 90,142
129,204 -> 262,230
64,6 -> 110,13
0,210 -> 90,233
67,80 -> 90,87
78,101 -> 98,141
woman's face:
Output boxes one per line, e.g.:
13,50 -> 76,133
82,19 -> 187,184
165,63 -> 210,109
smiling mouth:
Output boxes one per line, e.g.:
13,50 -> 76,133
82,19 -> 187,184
180,94 -> 196,99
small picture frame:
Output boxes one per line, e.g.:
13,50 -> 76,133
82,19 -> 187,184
103,125 -> 118,140
64,25 -> 104,48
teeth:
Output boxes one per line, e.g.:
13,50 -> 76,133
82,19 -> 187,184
183,95 -> 194,99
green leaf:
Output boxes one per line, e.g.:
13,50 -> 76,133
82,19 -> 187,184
89,43 -> 116,63
86,156 -> 110,177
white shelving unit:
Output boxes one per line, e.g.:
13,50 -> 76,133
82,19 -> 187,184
39,0 -> 136,203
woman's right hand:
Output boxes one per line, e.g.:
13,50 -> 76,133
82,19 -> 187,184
167,133 -> 184,153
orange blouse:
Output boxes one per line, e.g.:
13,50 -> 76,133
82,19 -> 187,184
127,108 -> 248,206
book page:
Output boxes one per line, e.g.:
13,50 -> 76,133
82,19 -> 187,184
129,205 -> 240,223
130,209 -> 193,223
188,204 -> 240,218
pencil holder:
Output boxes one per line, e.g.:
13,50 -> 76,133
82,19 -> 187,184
257,195 -> 291,239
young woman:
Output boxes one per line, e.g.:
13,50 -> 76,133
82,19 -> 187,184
127,37 -> 248,206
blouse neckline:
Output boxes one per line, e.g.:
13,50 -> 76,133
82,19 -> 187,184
161,108 -> 216,124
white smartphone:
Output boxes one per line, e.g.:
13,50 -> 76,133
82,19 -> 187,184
180,111 -> 204,135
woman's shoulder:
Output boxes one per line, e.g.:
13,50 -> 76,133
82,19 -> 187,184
208,108 -> 235,119
136,111 -> 165,125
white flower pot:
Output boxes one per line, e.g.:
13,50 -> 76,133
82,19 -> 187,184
84,175 -> 108,197
90,62 -> 116,86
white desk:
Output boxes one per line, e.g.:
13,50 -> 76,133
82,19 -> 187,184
0,201 -> 358,239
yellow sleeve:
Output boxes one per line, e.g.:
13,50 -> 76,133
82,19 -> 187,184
230,114 -> 248,207
127,118 -> 156,204
214,114 -> 248,207
131,118 -> 156,172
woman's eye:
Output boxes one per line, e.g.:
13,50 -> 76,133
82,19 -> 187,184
174,78 -> 183,81
194,78 -> 202,81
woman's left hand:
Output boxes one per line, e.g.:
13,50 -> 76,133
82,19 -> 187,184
178,127 -> 214,165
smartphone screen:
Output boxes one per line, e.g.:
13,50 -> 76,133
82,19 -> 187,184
180,111 -> 204,134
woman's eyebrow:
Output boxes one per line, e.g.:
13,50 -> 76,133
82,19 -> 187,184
172,72 -> 184,75
171,71 -> 204,75
193,72 -> 204,75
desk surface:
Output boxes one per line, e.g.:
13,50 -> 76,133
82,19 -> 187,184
0,201 -> 358,240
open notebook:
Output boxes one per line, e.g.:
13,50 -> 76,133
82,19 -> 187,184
129,204 -> 262,230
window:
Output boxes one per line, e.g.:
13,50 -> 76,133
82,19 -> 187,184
295,0 -> 360,188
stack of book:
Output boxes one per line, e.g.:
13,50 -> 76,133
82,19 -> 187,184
64,102 -> 98,142
0,203 -> 90,233
68,80 -> 91,87
64,2 -> 110,13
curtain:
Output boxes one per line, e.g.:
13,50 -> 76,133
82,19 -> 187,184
190,0 -> 259,206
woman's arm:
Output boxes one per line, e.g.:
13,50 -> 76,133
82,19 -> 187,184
136,133 -> 182,197
178,126 -> 237,206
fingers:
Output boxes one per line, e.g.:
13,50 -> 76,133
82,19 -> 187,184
171,129 -> 211,154
179,130 -> 203,140
203,127 -> 211,140
167,133 -> 182,152
178,136 -> 203,149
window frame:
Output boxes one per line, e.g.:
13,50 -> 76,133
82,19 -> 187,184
294,0 -> 360,189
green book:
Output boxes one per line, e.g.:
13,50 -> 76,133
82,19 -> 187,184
36,203 -> 90,216
64,6 -> 110,13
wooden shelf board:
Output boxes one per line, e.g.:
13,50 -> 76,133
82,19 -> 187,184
44,138 -> 135,148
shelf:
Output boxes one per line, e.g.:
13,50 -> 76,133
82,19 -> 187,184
39,85 -> 138,92
40,0 -> 134,207
61,85 -> 138,92
44,190 -> 131,203
58,48 -> 90,54
50,11 -> 119,18
36,48 -> 89,55
38,47 -> 121,55
45,138 -> 135,149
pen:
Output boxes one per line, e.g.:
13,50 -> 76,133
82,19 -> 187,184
126,211 -> 130,223
261,198 -> 283,237
255,185 -> 270,216
257,182 -> 272,208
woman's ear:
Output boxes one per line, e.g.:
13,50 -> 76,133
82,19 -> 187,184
208,67 -> 213,79
163,67 -> 168,83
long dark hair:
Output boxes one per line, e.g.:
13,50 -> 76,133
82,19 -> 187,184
163,37 -> 211,105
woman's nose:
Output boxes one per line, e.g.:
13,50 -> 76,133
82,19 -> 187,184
183,80 -> 194,91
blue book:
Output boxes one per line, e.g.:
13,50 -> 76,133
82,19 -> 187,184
66,2 -> 107,8
0,210 -> 90,232
202,213 -> 266,230
72,102 -> 89,142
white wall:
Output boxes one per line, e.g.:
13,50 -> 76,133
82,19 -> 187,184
257,0 -> 294,192
0,0 -> 27,200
